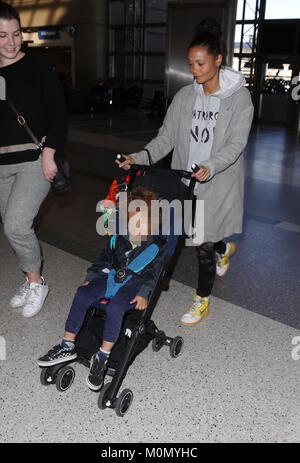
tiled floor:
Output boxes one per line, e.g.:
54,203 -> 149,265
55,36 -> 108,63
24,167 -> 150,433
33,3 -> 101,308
1,232 -> 299,443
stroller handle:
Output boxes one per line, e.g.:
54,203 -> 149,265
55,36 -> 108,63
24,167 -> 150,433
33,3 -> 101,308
114,154 -> 199,180
114,156 -> 196,200
116,153 -> 127,163
129,163 -> 196,201
129,163 -> 194,180
115,154 -> 193,179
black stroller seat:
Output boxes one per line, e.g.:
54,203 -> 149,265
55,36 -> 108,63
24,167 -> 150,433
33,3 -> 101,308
39,163 -> 196,417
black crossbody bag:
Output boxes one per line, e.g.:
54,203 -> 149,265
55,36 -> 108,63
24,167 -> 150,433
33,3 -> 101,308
6,94 -> 71,195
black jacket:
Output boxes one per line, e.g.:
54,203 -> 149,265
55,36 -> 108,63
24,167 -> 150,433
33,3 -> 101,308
85,235 -> 167,300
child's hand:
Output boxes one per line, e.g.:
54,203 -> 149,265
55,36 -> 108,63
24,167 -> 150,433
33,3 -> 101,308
82,281 -> 90,286
130,295 -> 148,310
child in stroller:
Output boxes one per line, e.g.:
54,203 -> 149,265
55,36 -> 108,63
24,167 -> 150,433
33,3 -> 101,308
38,185 -> 167,391
38,161 -> 196,416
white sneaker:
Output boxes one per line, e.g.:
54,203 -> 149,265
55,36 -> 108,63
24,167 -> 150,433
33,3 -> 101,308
22,277 -> 49,318
10,278 -> 30,308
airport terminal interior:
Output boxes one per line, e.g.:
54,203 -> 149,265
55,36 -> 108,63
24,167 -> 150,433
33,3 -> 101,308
0,0 -> 300,443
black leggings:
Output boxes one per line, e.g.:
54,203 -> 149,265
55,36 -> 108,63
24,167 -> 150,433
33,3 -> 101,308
196,241 -> 226,297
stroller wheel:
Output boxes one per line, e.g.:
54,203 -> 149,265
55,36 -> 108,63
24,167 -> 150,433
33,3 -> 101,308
98,382 -> 112,410
152,337 -> 164,352
170,336 -> 184,358
40,368 -> 54,386
55,365 -> 75,392
115,389 -> 133,417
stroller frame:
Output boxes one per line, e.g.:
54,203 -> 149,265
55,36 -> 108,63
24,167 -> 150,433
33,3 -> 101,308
39,164 -> 196,417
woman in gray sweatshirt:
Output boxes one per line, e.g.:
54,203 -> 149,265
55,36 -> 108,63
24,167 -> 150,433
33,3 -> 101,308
117,18 -> 254,326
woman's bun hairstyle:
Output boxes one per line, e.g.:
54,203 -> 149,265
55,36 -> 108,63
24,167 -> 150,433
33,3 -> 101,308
189,17 -> 226,64
195,17 -> 222,40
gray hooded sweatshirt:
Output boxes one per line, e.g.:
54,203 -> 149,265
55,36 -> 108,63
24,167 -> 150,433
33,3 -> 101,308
189,67 -> 246,176
130,66 -> 254,244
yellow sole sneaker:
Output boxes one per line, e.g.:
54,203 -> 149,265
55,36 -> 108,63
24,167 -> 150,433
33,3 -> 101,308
216,242 -> 236,277
180,297 -> 210,326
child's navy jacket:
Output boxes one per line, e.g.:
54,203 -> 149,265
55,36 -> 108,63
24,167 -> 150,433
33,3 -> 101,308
85,235 -> 167,300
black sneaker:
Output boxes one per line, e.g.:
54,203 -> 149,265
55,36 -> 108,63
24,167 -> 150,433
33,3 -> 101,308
86,354 -> 107,391
38,343 -> 77,367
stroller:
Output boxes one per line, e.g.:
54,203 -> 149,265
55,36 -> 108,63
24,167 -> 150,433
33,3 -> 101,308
39,160 -> 196,417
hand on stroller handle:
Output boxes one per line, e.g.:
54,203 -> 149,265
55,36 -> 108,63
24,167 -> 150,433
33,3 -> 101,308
116,153 -> 127,163
191,163 -> 200,173
115,153 -> 133,171
115,153 -> 194,179
191,164 -> 211,182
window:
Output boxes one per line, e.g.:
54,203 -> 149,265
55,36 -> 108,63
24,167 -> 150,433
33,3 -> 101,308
265,0 -> 300,20
236,0 -> 258,20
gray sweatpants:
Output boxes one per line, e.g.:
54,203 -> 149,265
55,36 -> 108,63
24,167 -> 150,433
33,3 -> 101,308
0,158 -> 50,273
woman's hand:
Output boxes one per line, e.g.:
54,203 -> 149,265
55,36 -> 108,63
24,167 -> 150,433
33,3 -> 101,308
130,295 -> 148,310
192,165 -> 211,182
42,147 -> 58,182
115,154 -> 135,171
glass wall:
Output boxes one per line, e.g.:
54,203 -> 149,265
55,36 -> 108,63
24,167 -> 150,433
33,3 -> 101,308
234,1 -> 300,81
108,0 -> 167,93
233,0 -> 260,89
236,0 -> 257,20
265,0 -> 300,20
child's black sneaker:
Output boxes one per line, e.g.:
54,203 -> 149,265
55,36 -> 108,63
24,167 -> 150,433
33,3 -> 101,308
86,354 -> 107,391
38,342 -> 77,367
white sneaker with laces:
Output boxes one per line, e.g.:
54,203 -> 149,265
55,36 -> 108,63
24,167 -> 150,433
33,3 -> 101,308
10,278 -> 30,308
22,277 -> 49,318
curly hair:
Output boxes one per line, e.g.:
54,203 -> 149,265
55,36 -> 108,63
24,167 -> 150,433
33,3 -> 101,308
127,186 -> 163,231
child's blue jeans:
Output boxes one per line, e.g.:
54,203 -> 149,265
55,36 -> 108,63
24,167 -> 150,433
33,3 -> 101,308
65,272 -> 142,343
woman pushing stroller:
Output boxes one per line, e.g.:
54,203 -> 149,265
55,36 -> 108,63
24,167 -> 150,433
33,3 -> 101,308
117,18 -> 254,326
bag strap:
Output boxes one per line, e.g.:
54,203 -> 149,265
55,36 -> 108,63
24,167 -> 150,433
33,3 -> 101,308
6,94 -> 43,151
